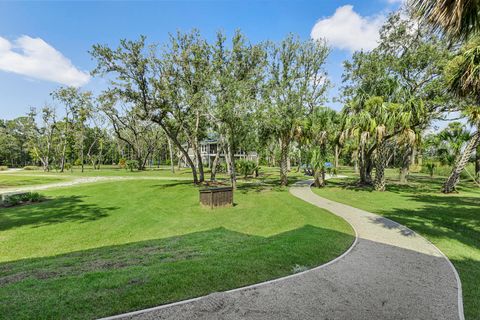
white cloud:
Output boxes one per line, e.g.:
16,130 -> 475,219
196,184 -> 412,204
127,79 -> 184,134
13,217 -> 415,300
310,5 -> 385,52
0,35 -> 90,87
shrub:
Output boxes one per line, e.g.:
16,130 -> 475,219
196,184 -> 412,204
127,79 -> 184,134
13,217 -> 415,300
218,162 -> 228,173
23,166 -> 40,170
420,162 -> 475,179
332,167 -> 338,176
236,160 -> 257,178
425,162 -> 436,178
2,192 -> 46,207
118,158 -> 126,169
125,160 -> 139,172
0,166 -> 8,171
64,163 -> 72,171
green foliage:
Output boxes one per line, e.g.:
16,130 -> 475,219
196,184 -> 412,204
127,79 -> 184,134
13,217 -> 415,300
125,160 -> 139,171
2,192 -> 45,207
412,0 -> 480,40
23,166 -> 40,170
420,162 -> 475,179
236,159 -> 258,178
118,158 -> 126,169
425,162 -> 436,177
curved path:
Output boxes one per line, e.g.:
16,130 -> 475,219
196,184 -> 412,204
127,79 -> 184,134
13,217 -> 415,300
99,180 -> 463,320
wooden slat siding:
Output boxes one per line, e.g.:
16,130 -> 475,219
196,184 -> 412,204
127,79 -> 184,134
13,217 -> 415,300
199,187 -> 233,208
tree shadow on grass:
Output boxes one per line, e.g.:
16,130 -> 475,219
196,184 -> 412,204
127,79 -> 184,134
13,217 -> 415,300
0,196 -> 117,231
327,175 -> 480,249
236,176 -> 307,195
0,225 -> 354,320
148,181 -> 194,189
329,174 -> 478,195
375,194 -> 480,248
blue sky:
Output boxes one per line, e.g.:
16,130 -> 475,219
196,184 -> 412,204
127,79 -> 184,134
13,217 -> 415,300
0,0 -> 402,119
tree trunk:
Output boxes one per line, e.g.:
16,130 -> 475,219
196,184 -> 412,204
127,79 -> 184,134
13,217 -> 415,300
177,154 -> 183,170
475,144 -> 480,179
60,142 -> 66,173
313,169 -> 325,188
210,142 -> 222,181
180,146 -> 199,184
399,146 -> 412,184
195,146 -> 205,183
442,131 -> 480,193
359,145 -> 372,185
279,136 -> 290,186
227,140 -> 236,189
353,149 -> 359,174
159,124 -> 198,184
225,149 -> 231,177
80,127 -> 85,173
399,166 -> 409,184
334,145 -> 339,168
374,140 -> 387,191
167,137 -> 175,173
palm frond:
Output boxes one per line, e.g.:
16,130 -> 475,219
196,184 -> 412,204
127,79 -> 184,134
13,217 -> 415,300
411,0 -> 480,40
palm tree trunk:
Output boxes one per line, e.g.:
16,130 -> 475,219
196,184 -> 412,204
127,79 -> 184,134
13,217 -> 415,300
399,146 -> 413,183
442,131 -> 480,193
313,169 -> 325,188
475,144 -> 480,179
359,147 -> 367,184
374,140 -> 387,191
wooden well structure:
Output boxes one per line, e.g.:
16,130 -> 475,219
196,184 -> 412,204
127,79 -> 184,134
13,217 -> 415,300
199,187 -> 233,208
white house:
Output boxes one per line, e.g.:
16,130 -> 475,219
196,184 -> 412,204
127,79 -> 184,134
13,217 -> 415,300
180,139 -> 258,168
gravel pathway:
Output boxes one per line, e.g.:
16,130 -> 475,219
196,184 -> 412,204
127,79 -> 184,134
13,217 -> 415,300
99,180 -> 463,320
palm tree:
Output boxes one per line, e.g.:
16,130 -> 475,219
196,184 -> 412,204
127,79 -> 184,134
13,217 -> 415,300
440,36 -> 480,192
306,107 -> 338,188
342,101 -> 376,185
396,127 -> 418,183
437,122 -> 471,165
442,106 -> 480,192
412,0 -> 480,40
411,3 -> 480,191
310,149 -> 326,188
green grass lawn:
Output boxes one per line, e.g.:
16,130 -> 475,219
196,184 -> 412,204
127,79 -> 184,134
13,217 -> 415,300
0,174 -> 70,190
0,178 -> 354,319
312,171 -> 480,320
14,165 -> 194,178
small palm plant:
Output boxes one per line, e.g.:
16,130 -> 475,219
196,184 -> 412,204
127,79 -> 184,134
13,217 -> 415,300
425,162 -> 436,178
